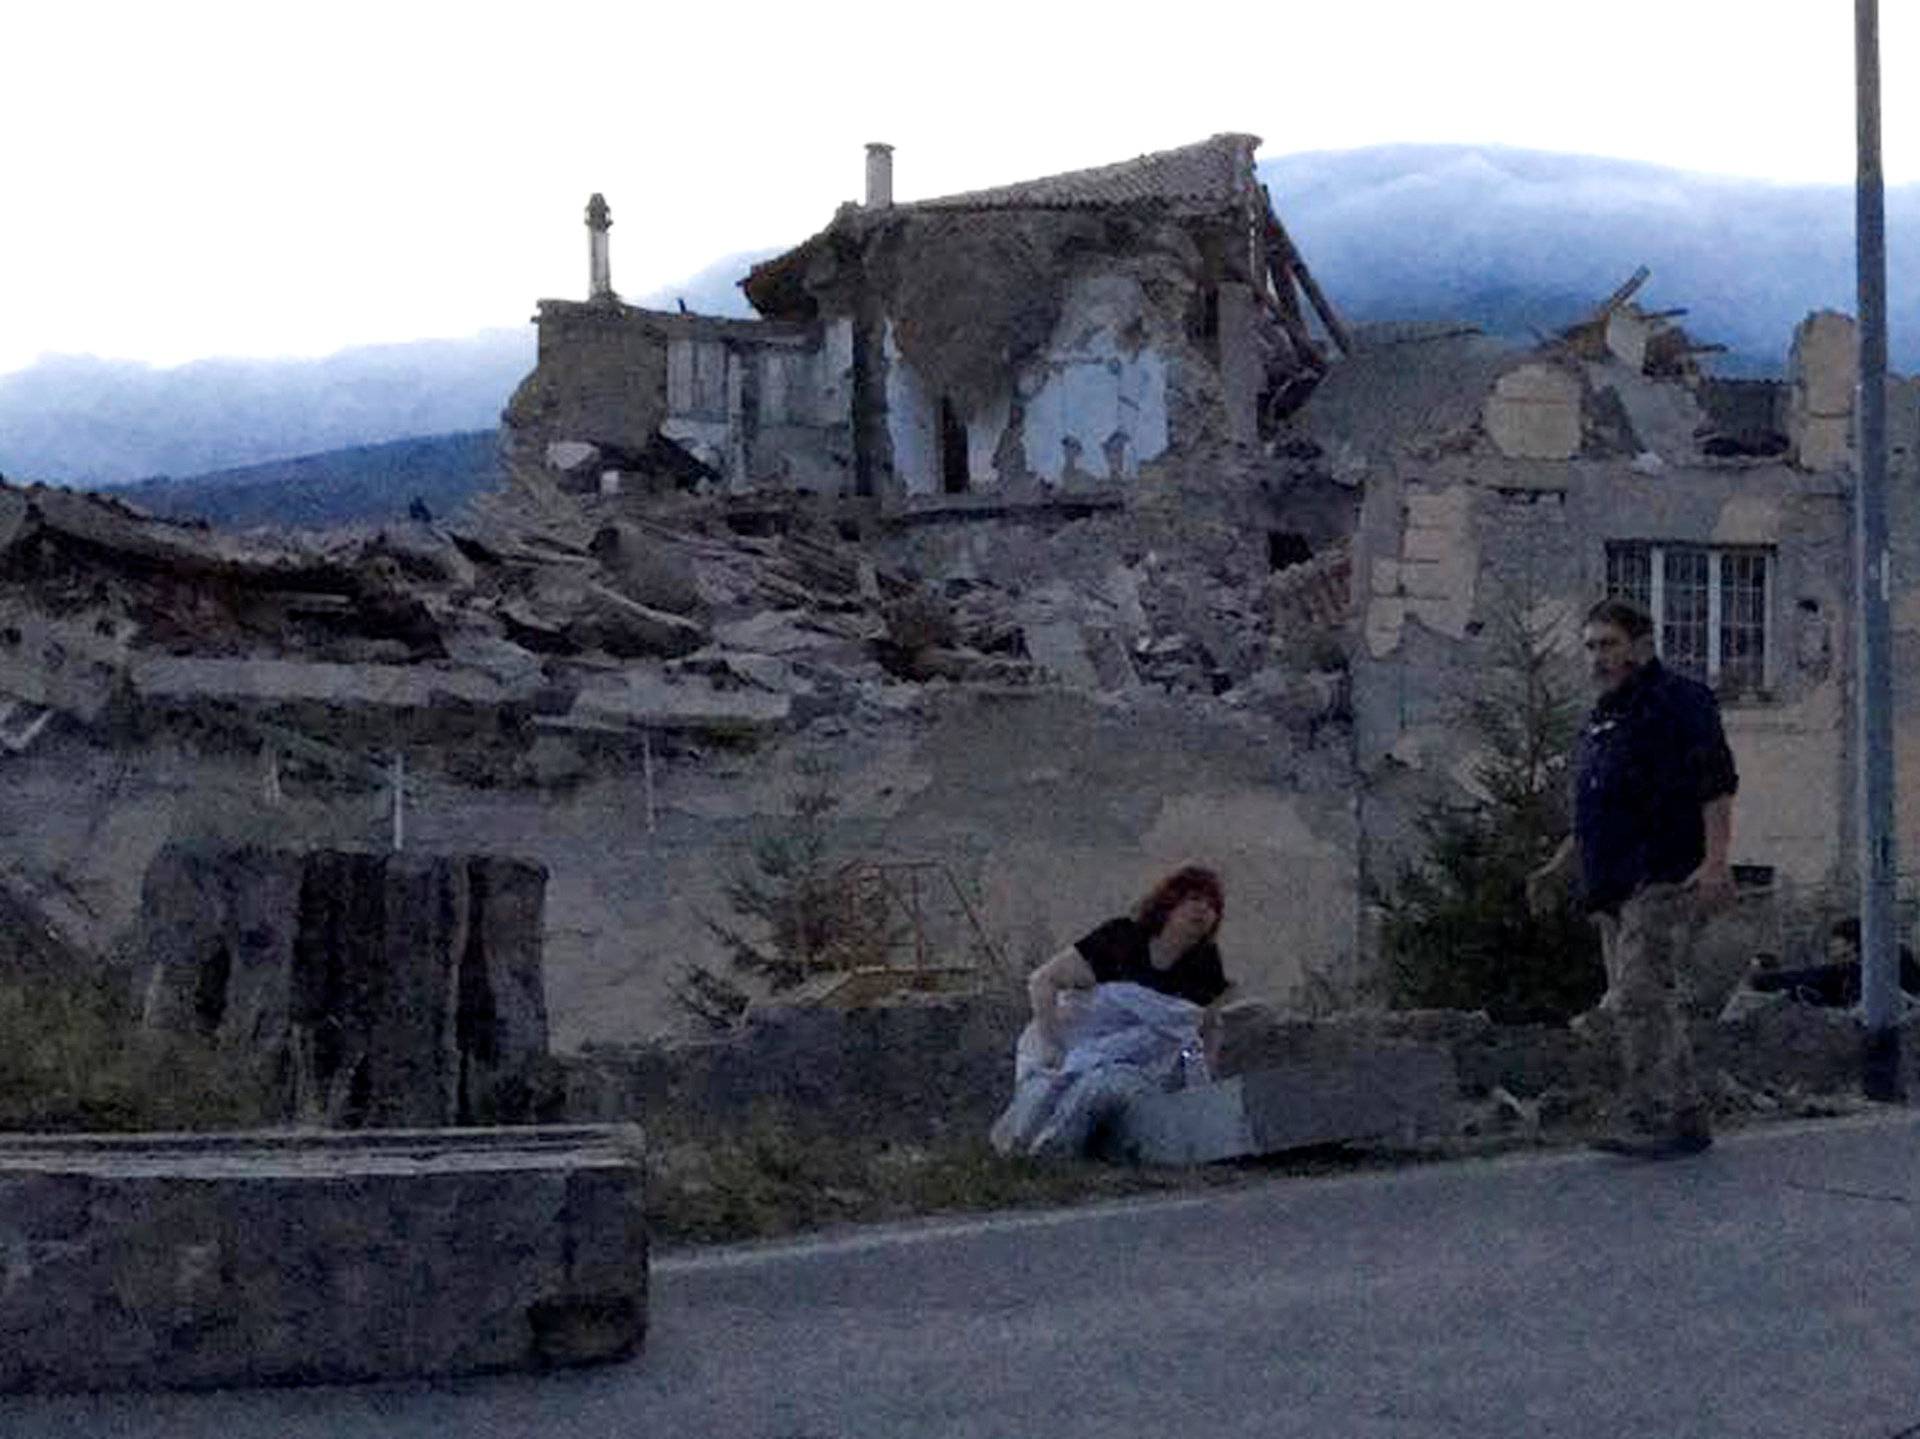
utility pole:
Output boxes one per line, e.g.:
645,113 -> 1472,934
1854,0 -> 1900,1099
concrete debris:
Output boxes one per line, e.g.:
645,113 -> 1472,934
559,668 -> 792,734
588,522 -> 703,616
574,579 -> 710,659
130,656 -> 513,712
1113,1045 -> 1458,1163
0,699 -> 53,754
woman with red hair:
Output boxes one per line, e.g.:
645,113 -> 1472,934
1026,864 -> 1234,1073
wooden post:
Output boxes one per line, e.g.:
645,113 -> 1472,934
390,753 -> 405,853
1263,192 -> 1353,357
642,729 -> 657,834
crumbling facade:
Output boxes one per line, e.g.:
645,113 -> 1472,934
0,444 -> 1362,1046
24,145 -> 1920,1063
1314,280 -> 1920,968
505,136 -> 1344,505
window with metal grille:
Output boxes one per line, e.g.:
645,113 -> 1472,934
1603,542 -> 1772,694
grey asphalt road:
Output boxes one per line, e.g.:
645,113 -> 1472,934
7,1111 -> 1920,1439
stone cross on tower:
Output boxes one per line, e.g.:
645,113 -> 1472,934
586,193 -> 615,302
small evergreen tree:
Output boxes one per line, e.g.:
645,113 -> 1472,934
673,761 -> 898,1030
1378,595 -> 1606,1023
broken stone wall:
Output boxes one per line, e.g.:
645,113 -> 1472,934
0,677 -> 1356,1052
507,304 -> 853,496
1789,310 -> 1856,473
660,316 -> 854,494
824,209 -> 1242,502
1778,314 -> 1920,909
879,276 -> 1183,498
1316,331 -> 1858,988
504,302 -> 671,463
1354,456 -> 1851,894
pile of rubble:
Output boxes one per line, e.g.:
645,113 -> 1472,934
0,453 -> 1357,785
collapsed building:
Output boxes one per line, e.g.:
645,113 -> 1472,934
1307,279 -> 1920,964
6,132 -> 1920,1084
505,134 -> 1346,501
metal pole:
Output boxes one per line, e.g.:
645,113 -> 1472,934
1854,0 -> 1900,1098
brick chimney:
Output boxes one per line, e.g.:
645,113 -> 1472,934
865,143 -> 894,208
586,193 -> 615,302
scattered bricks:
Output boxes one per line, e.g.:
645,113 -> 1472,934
575,580 -> 709,658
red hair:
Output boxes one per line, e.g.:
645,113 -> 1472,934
1131,864 -> 1225,938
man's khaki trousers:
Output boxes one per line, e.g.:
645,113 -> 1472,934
1593,881 -> 1707,1133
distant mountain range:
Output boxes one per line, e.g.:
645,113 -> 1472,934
1266,145 -> 1917,379
111,431 -> 502,530
1,144 -> 1912,500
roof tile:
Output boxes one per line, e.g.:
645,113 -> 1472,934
903,133 -> 1262,213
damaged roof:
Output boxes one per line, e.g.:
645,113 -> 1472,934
742,133 -> 1264,320
902,133 -> 1262,214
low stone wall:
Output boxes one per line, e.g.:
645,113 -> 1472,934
1222,1001 -> 1918,1121
0,1125 -> 646,1393
565,997 -> 1027,1145
565,995 -> 1912,1146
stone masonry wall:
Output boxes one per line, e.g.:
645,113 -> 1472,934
0,1126 -> 646,1393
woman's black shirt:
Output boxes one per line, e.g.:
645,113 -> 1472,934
1073,917 -> 1228,1006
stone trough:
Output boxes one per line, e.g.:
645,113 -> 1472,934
0,1124 -> 647,1394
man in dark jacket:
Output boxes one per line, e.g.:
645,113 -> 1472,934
1529,597 -> 1738,1158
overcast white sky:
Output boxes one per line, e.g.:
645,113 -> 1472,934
3,0 -> 1912,376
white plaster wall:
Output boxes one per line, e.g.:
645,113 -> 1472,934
666,339 -> 728,419
665,339 -> 694,416
757,350 -> 791,426
884,323 -> 941,496
967,393 -> 1012,489
1019,274 -> 1170,483
820,319 -> 855,427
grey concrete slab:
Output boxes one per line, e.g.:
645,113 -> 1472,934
2,1112 -> 1917,1436
1120,1046 -> 1459,1163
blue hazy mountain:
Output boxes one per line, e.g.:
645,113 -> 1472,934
112,431 -> 502,530
0,332 -> 532,487
1263,144 -> 1915,377
1,145 -> 1911,491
